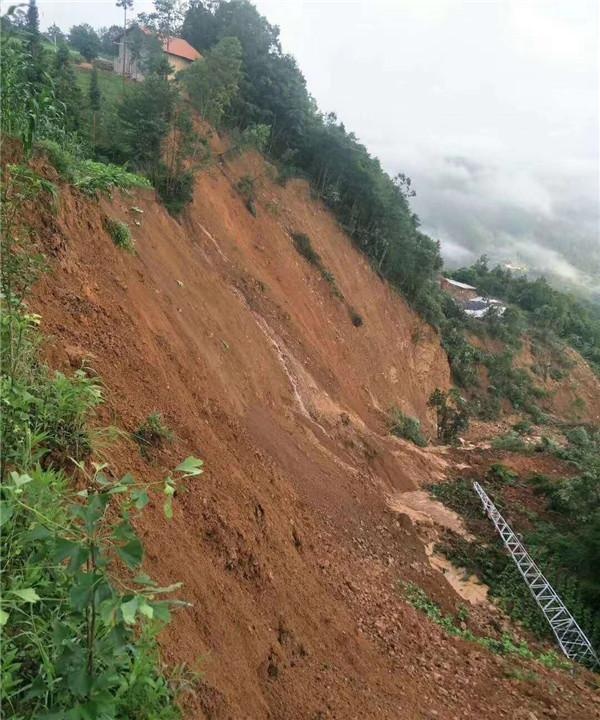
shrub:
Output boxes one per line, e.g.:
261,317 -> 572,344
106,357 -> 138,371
513,420 -> 533,435
491,433 -> 528,452
468,394 -> 501,421
37,140 -> 151,196
134,412 -> 174,458
292,232 -> 321,266
428,388 -> 469,444
565,426 -> 590,447
487,463 -> 518,485
389,407 -> 427,447
103,217 -> 134,252
155,167 -> 195,216
237,174 -> 255,201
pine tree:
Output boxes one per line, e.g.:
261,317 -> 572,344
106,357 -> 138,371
89,67 -> 102,147
25,0 -> 43,85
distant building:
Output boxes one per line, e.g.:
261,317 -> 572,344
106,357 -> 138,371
503,262 -> 527,273
114,27 -> 202,81
464,297 -> 506,319
440,277 -> 506,318
439,277 -> 478,302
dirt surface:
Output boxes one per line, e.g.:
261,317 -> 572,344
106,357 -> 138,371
29,151 -> 600,719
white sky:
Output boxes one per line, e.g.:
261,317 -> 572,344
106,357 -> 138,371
37,0 -> 600,285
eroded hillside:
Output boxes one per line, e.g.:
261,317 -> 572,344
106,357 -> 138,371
28,149 -> 600,719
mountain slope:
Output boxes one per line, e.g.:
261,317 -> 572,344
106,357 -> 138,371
29,149 -> 599,719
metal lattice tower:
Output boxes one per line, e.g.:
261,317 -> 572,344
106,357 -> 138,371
473,481 -> 599,667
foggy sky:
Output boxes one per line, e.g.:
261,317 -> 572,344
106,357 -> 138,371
37,0 -> 599,289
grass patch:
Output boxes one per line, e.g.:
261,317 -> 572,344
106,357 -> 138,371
74,64 -> 130,106
389,408 -> 427,447
134,412 -> 174,458
402,582 -> 566,668
104,217 -> 134,252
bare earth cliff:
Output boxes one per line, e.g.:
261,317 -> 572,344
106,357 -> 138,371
31,149 -> 600,719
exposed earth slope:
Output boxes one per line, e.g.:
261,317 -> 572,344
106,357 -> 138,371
30,149 -> 599,719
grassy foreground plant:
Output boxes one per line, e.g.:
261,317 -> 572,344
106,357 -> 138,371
0,458 -> 203,718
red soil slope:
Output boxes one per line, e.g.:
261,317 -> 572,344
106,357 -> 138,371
31,153 -> 599,719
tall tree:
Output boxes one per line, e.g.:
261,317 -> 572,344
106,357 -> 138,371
52,44 -> 83,131
116,0 -> 134,81
138,0 -> 186,45
99,24 -> 122,57
182,36 -> 242,126
25,0 -> 42,85
46,23 -> 65,46
181,0 -> 218,50
88,66 -> 102,146
69,24 -> 101,62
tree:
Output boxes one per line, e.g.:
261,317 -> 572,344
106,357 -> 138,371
99,24 -> 122,56
128,24 -> 171,78
181,0 -> 218,50
89,66 -> 102,146
69,24 -> 101,62
182,36 -> 242,126
115,74 -> 177,175
52,44 -> 83,131
428,389 -> 469,444
138,0 -> 186,44
46,23 -> 65,46
25,0 -> 42,84
116,0 -> 133,80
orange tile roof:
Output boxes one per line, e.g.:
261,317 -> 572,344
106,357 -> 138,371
162,37 -> 202,62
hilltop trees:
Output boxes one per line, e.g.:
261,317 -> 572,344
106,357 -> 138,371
69,23 -> 101,61
180,0 -> 442,308
182,36 -> 243,126
99,24 -> 122,56
46,22 -> 66,45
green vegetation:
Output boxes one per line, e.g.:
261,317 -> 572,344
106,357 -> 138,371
388,408 -> 427,447
68,23 -> 101,61
0,151 -> 202,718
237,174 -> 257,215
491,433 -> 529,452
292,232 -> 320,266
182,36 -> 243,126
134,413 -> 175,458
430,428 -> 600,663
402,582 -> 566,668
451,256 -> 600,376
428,388 -> 469,444
104,217 -> 134,252
37,140 -> 150,196
74,65 -> 128,107
291,232 -> 344,300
